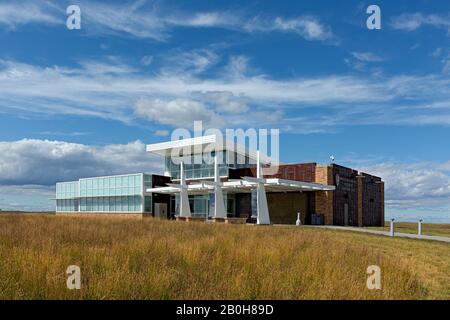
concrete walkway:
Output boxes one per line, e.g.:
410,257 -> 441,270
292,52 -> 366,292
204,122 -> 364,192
308,225 -> 450,243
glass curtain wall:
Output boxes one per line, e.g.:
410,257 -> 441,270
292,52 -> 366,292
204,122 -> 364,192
56,174 -> 153,213
56,181 -> 79,212
79,174 -> 143,212
165,151 -> 251,180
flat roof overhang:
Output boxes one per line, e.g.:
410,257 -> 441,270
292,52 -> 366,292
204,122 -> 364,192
146,135 -> 272,164
146,177 -> 335,195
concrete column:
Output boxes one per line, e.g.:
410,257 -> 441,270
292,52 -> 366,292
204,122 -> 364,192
418,219 -> 423,236
179,161 -> 191,217
256,151 -> 270,225
389,218 -> 395,237
213,153 -> 227,219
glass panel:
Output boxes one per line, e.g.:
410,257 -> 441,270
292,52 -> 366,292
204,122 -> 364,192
115,197 -> 120,211
136,175 -> 142,187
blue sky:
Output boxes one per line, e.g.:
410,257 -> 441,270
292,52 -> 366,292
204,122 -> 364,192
0,0 -> 449,222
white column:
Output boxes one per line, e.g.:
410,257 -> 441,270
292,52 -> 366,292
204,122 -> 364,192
389,218 -> 395,237
256,151 -> 270,225
179,161 -> 191,217
418,219 -> 423,236
214,153 -> 227,219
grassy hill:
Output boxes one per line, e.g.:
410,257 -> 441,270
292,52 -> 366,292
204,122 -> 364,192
0,214 -> 448,299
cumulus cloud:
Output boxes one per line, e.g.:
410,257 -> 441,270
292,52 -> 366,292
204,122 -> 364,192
202,91 -> 248,114
359,162 -> 450,212
134,97 -> 222,128
1,57 -> 450,130
0,139 -> 162,186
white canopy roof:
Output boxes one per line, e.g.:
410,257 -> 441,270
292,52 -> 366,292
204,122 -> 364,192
146,177 -> 335,195
146,135 -> 272,164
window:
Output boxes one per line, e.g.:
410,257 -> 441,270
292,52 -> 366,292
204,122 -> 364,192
144,196 -> 152,212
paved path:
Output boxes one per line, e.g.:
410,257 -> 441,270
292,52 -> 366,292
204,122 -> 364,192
308,225 -> 450,243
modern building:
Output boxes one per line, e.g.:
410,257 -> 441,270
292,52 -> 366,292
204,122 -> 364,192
55,173 -> 170,217
55,135 -> 384,226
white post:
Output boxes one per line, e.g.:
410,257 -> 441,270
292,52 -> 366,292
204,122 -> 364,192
418,219 -> 422,236
389,218 -> 395,237
213,153 -> 227,219
179,161 -> 191,218
296,212 -> 301,226
256,151 -> 270,225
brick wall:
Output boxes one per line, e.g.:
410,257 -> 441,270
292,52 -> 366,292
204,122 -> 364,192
358,173 -> 384,226
315,166 -> 334,225
229,163 -> 316,182
264,163 -> 316,182
229,162 -> 384,227
332,165 -> 359,226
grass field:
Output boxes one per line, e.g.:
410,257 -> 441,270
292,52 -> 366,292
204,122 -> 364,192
366,221 -> 450,237
0,214 -> 449,300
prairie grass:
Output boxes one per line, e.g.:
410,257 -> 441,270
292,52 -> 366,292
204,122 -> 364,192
0,214 -> 448,299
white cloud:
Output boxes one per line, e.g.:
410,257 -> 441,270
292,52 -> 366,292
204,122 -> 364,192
0,139 -> 162,186
0,1 -> 61,28
134,97 -> 222,128
432,48 -> 442,58
226,55 -> 250,78
163,49 -> 219,74
201,91 -> 248,114
141,55 -> 154,66
0,57 -> 450,130
336,160 -> 450,221
442,56 -> 450,75
0,1 -> 334,42
153,130 -> 170,137
390,12 -> 450,33
169,11 -> 240,29
272,16 -> 333,41
0,185 -> 55,212
78,58 -> 137,75
351,52 -> 384,62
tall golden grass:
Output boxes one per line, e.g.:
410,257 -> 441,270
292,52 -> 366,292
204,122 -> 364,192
0,214 -> 448,299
